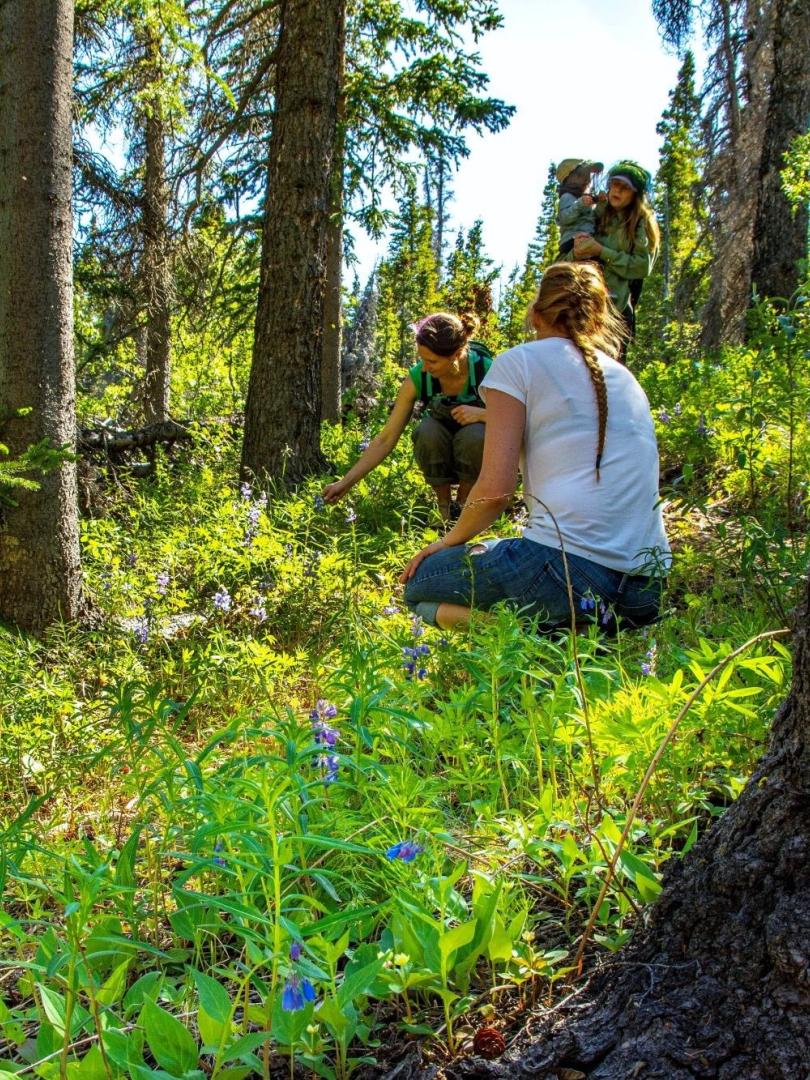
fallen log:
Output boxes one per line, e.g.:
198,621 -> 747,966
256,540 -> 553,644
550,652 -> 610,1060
77,418 -> 193,457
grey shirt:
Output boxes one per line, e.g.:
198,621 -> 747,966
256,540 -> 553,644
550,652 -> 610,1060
557,193 -> 596,246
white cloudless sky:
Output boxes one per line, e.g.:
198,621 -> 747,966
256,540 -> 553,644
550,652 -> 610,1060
352,0 -> 698,288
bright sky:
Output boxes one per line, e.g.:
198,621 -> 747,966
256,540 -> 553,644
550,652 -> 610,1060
353,0 -> 698,287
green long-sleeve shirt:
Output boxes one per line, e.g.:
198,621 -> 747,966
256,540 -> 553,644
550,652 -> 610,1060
594,207 -> 656,313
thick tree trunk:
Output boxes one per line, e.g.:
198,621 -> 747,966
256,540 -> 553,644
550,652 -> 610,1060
750,0 -> 810,303
701,0 -> 775,350
241,0 -> 345,484
321,42 -> 346,425
141,29 -> 172,424
0,0 -> 83,633
434,582 -> 810,1080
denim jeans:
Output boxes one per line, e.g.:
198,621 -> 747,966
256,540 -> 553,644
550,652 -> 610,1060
412,417 -> 485,486
404,537 -> 663,630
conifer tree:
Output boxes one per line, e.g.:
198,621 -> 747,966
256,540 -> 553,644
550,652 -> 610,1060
441,221 -> 498,331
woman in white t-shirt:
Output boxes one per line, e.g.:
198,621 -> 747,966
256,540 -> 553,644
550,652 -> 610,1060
400,261 -> 670,632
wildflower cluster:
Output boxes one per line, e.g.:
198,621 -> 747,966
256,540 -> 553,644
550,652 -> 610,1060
403,614 -> 430,679
156,570 -> 170,595
249,597 -> 267,622
386,840 -> 423,862
641,639 -> 658,677
311,700 -> 339,784
240,484 -> 268,548
282,942 -> 317,1011
213,586 -> 232,613
133,615 -> 150,645
580,595 -> 613,626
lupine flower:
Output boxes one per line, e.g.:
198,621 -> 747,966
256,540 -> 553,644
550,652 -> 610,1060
156,571 -> 170,595
213,586 -> 232,612
240,482 -> 253,500
386,840 -> 423,863
359,439 -> 370,451
402,644 -> 430,680
314,494 -> 325,511
313,719 -> 339,746
318,754 -> 340,784
657,409 -> 670,425
641,640 -> 658,677
133,616 -> 149,645
345,507 -> 357,524
411,615 -> 424,638
290,942 -> 303,961
281,973 -> 316,1011
696,417 -> 716,437
673,402 -> 682,416
310,699 -> 338,722
213,842 -> 227,868
126,552 -> 138,567
250,598 -> 267,622
383,604 -> 400,615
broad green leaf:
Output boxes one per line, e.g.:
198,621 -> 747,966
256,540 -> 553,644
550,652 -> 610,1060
97,958 -> 132,1007
438,920 -> 476,963
141,998 -> 198,1076
337,955 -> 386,1008
191,970 -> 230,1046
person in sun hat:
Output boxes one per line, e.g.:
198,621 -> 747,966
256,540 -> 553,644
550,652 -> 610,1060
555,158 -> 604,257
572,160 -> 660,342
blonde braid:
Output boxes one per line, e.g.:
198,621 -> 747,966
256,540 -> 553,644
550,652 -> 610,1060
570,329 -> 608,480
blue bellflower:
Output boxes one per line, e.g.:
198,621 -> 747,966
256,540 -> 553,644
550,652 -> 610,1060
386,840 -> 424,863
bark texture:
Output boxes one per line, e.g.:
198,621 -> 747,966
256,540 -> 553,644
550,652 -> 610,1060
430,581 -> 810,1080
241,0 -> 345,484
141,28 -> 172,424
750,0 -> 810,303
0,0 -> 83,633
320,40 -> 347,425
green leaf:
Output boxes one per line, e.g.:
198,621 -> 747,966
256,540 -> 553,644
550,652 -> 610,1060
618,851 -> 662,903
191,970 -> 230,1046
97,958 -> 132,1007
220,1031 -> 273,1064
438,920 -> 476,963
141,998 -> 198,1076
337,955 -> 387,1008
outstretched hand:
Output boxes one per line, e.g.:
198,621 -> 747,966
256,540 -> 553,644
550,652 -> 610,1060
322,479 -> 351,504
399,539 -> 447,583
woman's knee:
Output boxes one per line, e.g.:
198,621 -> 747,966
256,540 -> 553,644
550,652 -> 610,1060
453,423 -> 485,480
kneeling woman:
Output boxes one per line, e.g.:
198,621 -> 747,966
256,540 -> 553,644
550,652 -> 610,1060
323,312 -> 491,521
401,263 -> 669,631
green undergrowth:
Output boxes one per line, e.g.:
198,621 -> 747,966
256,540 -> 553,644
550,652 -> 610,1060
1,311 -> 808,1078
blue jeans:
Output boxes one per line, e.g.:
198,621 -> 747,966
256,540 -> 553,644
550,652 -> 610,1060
404,537 -> 663,630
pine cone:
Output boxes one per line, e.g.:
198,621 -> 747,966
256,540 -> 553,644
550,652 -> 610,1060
472,1026 -> 506,1059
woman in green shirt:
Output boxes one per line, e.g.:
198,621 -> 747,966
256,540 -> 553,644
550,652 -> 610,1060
573,160 -> 660,340
322,312 -> 491,521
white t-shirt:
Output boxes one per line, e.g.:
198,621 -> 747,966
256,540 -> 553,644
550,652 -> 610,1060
480,338 -> 670,574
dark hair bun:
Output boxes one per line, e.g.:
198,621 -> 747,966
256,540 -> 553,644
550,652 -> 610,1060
459,311 -> 480,337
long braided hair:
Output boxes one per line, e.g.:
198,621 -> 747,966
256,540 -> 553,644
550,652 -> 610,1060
529,263 -> 627,481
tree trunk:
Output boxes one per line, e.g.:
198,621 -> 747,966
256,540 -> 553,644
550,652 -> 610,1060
141,28 -> 172,424
750,0 -> 810,303
0,0 -> 83,633
435,582 -> 810,1080
241,0 -> 345,484
320,40 -> 346,425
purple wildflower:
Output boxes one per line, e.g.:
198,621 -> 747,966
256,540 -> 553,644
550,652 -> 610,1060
314,494 -> 325,511
290,942 -> 303,962
641,662 -> 652,676
657,409 -> 670,425
580,596 -> 596,612
281,972 -> 317,1011
126,552 -> 138,567
411,615 -> 424,638
318,754 -> 340,784
213,586 -> 232,613
641,640 -> 658,677
240,482 -> 253,500
133,616 -> 149,645
156,571 -> 170,595
386,841 -> 424,863
250,598 -> 267,622
345,507 -> 357,524
359,439 -> 370,451
383,604 -> 400,616
673,402 -> 682,416
213,842 -> 227,868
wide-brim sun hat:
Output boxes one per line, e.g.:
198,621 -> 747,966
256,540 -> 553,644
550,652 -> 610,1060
556,158 -> 604,184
